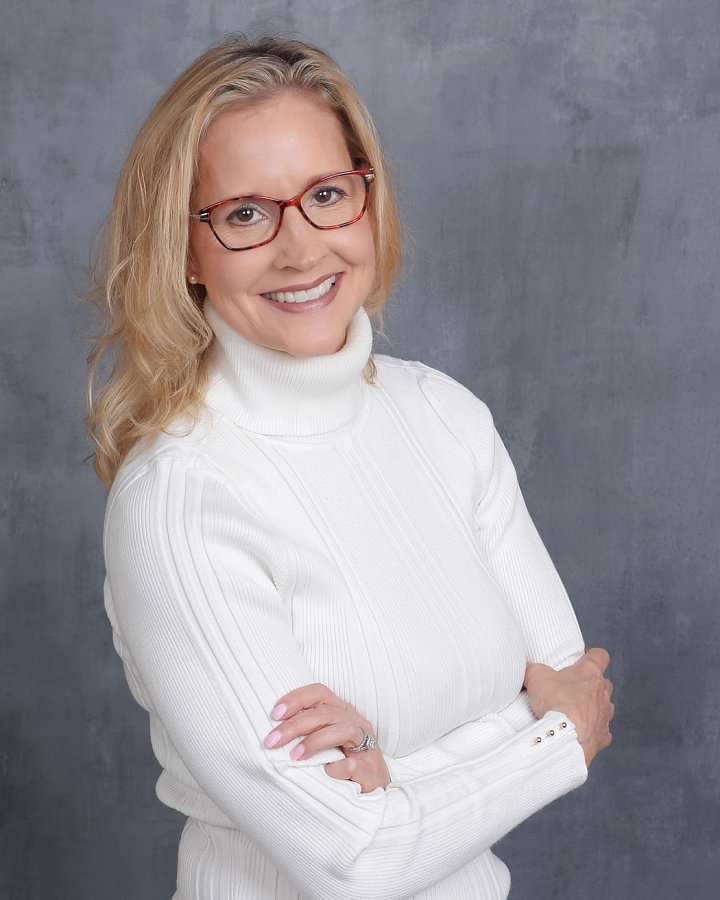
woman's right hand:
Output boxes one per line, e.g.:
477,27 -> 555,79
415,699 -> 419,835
523,647 -> 615,769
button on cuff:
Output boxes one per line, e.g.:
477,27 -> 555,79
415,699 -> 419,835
532,720 -> 568,745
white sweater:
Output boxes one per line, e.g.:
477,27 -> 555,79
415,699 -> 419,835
102,298 -> 589,900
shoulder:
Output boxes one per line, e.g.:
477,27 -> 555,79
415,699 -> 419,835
104,406 -> 236,541
375,352 -> 491,414
373,353 -> 497,468
108,396 -> 250,500
104,439 -> 272,572
103,430 -> 291,599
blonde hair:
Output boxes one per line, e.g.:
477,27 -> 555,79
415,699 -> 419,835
84,33 -> 403,489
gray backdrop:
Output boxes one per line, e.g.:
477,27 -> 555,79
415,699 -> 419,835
2,1 -> 718,898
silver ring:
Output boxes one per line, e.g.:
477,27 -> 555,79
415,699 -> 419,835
348,730 -> 376,753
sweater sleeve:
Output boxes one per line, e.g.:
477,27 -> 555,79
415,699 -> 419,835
104,453 -> 588,900
475,416 -> 588,737
415,366 -> 588,740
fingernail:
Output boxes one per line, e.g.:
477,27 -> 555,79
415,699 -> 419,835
271,704 -> 287,720
264,731 -> 281,748
290,743 -> 304,760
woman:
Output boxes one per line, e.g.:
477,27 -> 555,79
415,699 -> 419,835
86,33 -> 614,900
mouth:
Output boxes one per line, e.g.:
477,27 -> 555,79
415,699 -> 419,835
260,272 -> 343,313
262,271 -> 340,295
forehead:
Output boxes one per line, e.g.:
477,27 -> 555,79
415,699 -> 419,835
195,91 -> 353,201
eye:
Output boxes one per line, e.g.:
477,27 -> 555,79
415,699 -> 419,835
310,186 -> 347,206
225,202 -> 268,227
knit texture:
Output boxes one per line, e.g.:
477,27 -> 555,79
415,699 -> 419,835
102,298 -> 589,900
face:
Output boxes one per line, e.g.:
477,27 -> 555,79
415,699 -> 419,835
188,90 -> 377,357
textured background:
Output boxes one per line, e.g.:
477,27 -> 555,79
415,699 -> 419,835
2,1 -> 719,898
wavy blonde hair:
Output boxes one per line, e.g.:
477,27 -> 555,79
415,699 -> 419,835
84,33 -> 403,489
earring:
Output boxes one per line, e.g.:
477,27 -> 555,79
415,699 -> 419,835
188,274 -> 198,284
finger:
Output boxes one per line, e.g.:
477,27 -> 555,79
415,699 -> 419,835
291,722 -> 366,760
270,682 -> 335,720
264,705 -> 335,749
605,678 -> 614,697
583,647 -> 610,675
324,755 -> 359,780
609,701 -> 615,721
324,756 -> 384,793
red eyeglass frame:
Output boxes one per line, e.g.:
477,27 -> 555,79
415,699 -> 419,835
189,165 -> 376,251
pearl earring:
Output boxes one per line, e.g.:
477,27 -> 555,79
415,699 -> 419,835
189,274 -> 197,284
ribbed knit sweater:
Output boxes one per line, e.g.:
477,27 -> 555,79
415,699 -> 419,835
102,298 -> 589,900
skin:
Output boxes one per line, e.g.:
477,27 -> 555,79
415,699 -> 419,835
266,683 -> 392,793
524,647 -> 615,768
187,89 -> 377,357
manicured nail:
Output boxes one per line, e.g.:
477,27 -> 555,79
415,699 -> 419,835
271,704 -> 287,720
264,731 -> 281,748
290,744 -> 304,759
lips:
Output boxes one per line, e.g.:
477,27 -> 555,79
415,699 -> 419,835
261,272 -> 340,296
261,271 -> 343,312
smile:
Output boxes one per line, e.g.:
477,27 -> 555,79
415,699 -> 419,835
261,273 -> 343,314
263,274 -> 337,304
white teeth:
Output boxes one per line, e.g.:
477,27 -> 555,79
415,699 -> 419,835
265,275 -> 337,303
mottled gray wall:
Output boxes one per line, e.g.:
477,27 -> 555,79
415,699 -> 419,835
2,1 -> 718,898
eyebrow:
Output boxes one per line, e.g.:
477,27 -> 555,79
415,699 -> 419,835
231,169 -> 350,199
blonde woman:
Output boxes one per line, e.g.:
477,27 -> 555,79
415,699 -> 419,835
86,34 -> 614,900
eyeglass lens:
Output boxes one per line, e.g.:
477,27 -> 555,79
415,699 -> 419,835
208,173 -> 367,250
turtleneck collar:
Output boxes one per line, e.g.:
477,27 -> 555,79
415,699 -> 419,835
202,298 -> 374,437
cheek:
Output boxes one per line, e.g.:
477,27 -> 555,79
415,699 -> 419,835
188,222 -> 220,275
191,225 -> 271,291
337,219 -> 376,269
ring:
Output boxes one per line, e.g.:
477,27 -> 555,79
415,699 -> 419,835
348,730 -> 377,753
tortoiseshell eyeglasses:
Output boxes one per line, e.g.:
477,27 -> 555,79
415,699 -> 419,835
189,166 -> 375,251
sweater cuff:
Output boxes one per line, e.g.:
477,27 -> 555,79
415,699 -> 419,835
383,705 -> 588,792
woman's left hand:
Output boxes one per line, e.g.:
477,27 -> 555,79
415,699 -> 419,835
264,682 -> 391,793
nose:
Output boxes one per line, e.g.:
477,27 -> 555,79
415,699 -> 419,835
272,205 -> 328,270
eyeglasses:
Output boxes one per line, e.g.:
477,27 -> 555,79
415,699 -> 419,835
189,166 -> 375,251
